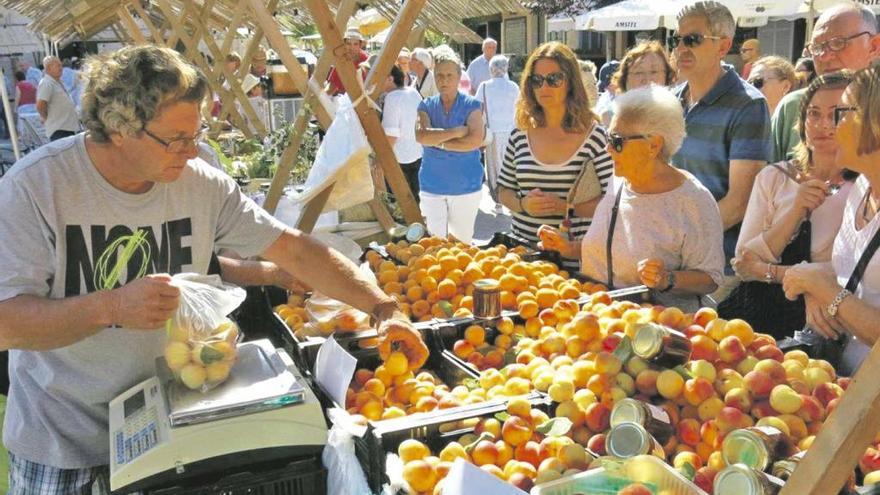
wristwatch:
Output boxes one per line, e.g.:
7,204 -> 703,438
660,271 -> 677,293
826,288 -> 852,318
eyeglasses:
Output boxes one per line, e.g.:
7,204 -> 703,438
747,77 -> 778,90
142,125 -> 208,153
606,131 -> 650,152
833,106 -> 857,127
528,72 -> 565,89
805,31 -> 871,57
668,33 -> 723,49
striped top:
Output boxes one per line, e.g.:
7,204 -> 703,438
499,126 -> 615,265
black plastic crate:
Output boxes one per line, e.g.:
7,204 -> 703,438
358,394 -> 552,493
147,456 -> 326,495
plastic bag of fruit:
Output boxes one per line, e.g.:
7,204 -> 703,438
162,273 -> 247,392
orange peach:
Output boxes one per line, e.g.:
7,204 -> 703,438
502,416 -> 533,447
690,335 -> 719,362
403,460 -> 437,492
584,402 -> 611,432
471,440 -> 499,466
683,377 -> 714,406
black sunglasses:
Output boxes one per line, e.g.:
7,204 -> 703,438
528,72 -> 565,89
834,106 -> 857,127
606,131 -> 650,153
669,33 -> 722,49
748,77 -> 777,90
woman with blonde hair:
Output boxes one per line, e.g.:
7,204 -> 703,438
747,55 -> 796,116
497,42 -> 614,269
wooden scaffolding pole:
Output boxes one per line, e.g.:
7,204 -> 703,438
303,0 -> 423,225
262,0 -> 359,215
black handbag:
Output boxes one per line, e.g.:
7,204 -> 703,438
718,219 -> 812,340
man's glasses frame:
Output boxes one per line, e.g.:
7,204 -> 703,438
142,125 -> 209,154
668,33 -> 723,49
805,31 -> 872,57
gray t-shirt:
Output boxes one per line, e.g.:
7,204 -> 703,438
579,173 -> 725,312
0,134 -> 287,468
36,76 -> 80,137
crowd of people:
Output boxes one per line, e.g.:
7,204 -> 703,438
0,1 -> 879,490
366,0 -> 880,378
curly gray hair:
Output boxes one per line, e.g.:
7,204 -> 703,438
677,1 -> 735,38
81,45 -> 208,143
432,45 -> 462,73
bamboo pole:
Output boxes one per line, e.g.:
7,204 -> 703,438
303,0 -> 422,225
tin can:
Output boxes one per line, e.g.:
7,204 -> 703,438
610,398 -> 675,445
714,464 -> 785,495
405,223 -> 426,243
605,422 -> 666,460
722,426 -> 794,472
472,279 -> 501,319
631,322 -> 692,368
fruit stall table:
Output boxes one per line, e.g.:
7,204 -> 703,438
262,234 -> 879,495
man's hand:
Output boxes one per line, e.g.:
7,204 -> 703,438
378,317 -> 429,370
637,258 -> 669,290
109,274 -> 180,330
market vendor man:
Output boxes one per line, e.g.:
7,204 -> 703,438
0,45 -> 427,494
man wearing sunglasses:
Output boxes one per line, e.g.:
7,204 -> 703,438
670,1 -> 771,303
0,45 -> 429,494
739,39 -> 761,80
771,3 -> 880,162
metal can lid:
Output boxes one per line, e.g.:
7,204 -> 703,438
631,323 -> 664,360
714,464 -> 764,495
472,278 -> 501,292
722,429 -> 770,471
389,225 -> 408,239
606,422 -> 650,459
405,223 -> 426,243
610,398 -> 645,427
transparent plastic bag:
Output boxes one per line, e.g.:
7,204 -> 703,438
323,408 -> 371,495
162,273 -> 247,392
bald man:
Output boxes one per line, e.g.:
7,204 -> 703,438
36,56 -> 80,141
740,39 -> 760,79
770,3 -> 880,161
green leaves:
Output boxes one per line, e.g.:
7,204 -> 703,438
536,417 -> 573,437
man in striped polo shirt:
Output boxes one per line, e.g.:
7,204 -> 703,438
670,1 -> 771,302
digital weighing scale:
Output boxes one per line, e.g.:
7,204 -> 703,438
109,339 -> 327,493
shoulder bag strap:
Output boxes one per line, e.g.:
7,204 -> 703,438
606,184 -> 624,289
845,222 -> 880,292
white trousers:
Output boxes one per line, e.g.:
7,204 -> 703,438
419,189 -> 483,244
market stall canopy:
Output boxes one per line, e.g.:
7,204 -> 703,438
547,0 -> 874,32
0,0 -> 527,48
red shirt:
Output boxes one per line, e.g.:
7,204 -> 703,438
16,81 -> 36,106
741,62 -> 753,80
327,50 -> 368,96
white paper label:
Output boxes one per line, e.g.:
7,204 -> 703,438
314,336 -> 357,408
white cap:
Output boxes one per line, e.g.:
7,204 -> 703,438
344,28 -> 364,41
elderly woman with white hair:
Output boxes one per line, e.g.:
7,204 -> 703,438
539,85 -> 724,311
411,47 -> 438,99
475,55 -> 520,209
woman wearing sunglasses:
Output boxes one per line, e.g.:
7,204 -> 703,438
538,85 -> 724,312
783,62 -> 880,375
746,56 -> 796,116
727,71 -> 855,339
414,46 -> 486,243
496,42 -> 614,269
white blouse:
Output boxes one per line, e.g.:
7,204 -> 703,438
834,175 -> 880,374
736,164 -> 852,263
